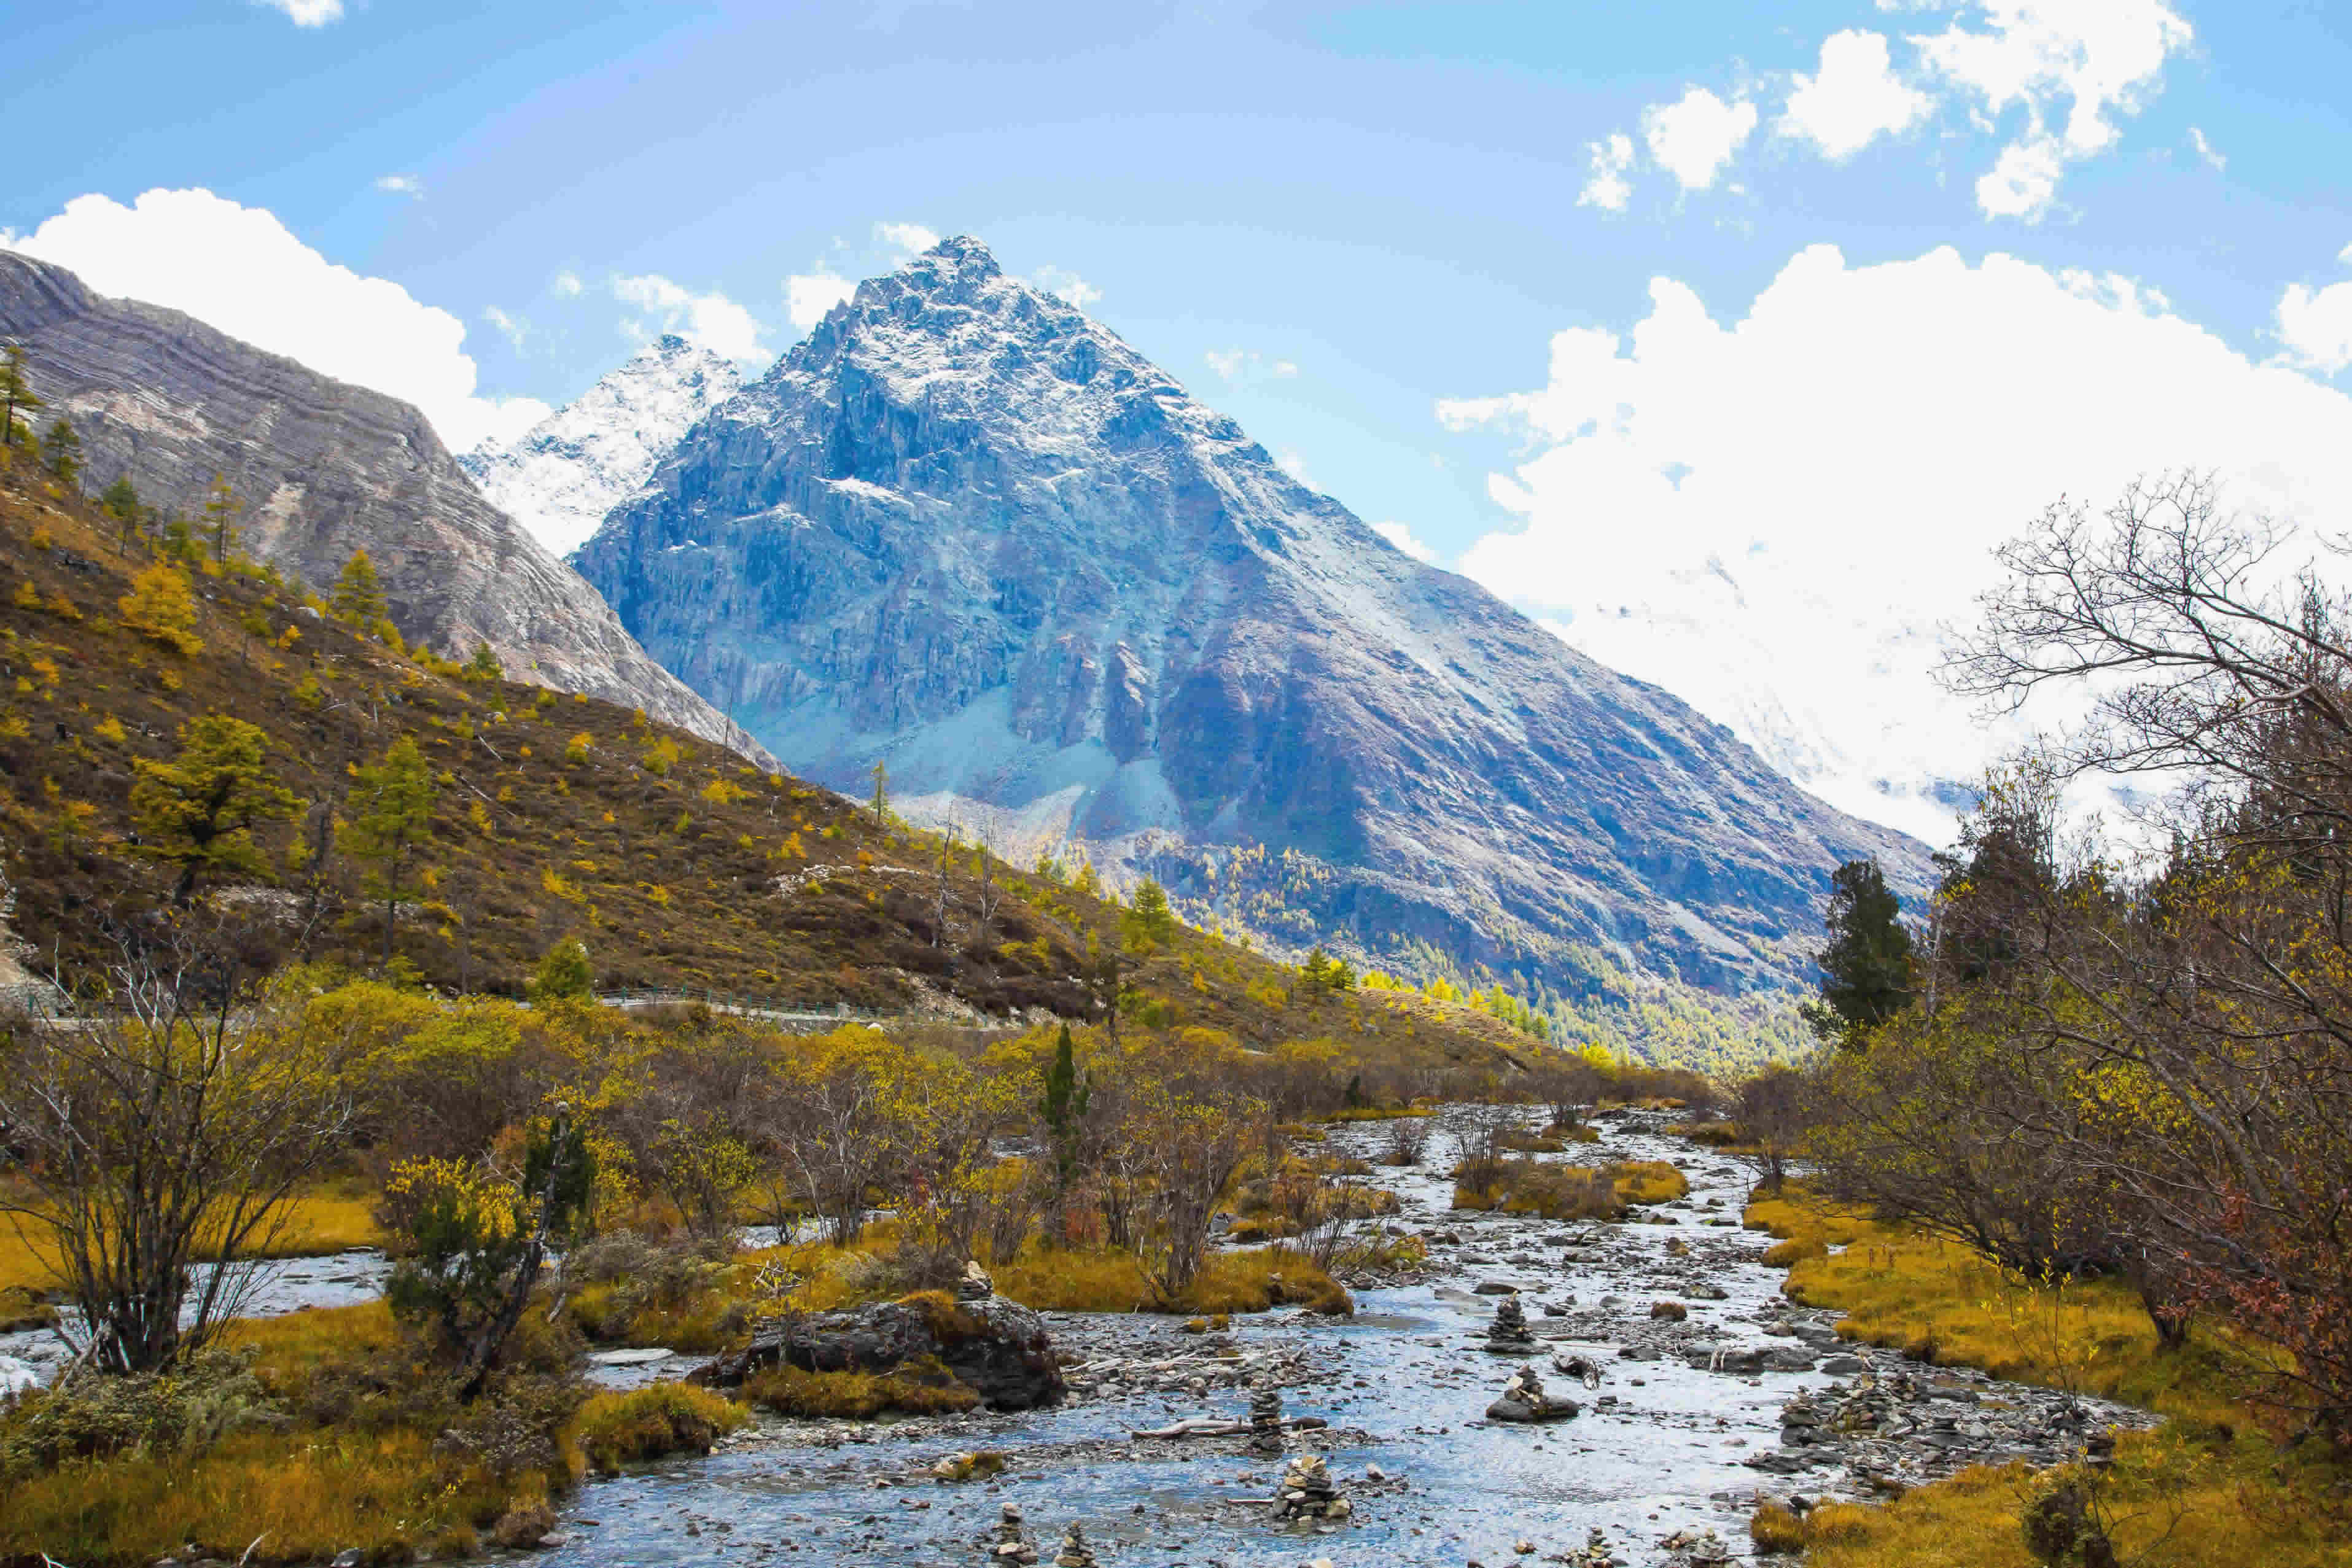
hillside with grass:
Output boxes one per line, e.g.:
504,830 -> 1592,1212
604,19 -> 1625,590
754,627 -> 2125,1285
0,458 -> 1559,1074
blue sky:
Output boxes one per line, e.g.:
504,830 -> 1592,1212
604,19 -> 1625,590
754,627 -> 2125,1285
8,1 -> 2352,840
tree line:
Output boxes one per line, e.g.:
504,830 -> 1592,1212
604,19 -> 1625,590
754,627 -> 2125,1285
1780,473 -> 2352,1446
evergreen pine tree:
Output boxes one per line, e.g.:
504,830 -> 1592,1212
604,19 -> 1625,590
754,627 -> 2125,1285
1803,857 -> 1914,1049
341,735 -> 438,968
130,713 -> 301,902
201,475 -> 240,565
0,342 -> 40,447
39,417 -> 82,485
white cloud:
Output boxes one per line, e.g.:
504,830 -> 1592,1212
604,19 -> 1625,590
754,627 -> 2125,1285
1912,0 -> 2194,220
875,221 -> 941,257
1974,134 -> 2069,219
1442,244 -> 2352,844
1032,265 -> 1101,311
1205,349 -> 1299,385
2277,279 -> 2352,375
374,174 -> 423,198
257,0 -> 343,25
482,306 -> 527,350
1578,132 -> 1636,211
6,188 -> 548,451
553,270 -> 584,298
1371,519 -> 1438,563
612,273 -> 768,364
2187,125 -> 2224,171
785,271 -> 855,330
1780,30 -> 1930,160
1275,449 -> 1316,487
1641,88 -> 1758,192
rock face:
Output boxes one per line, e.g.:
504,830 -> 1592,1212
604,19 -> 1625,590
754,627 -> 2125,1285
575,236 -> 1927,995
0,250 -> 747,751
459,333 -> 741,557
692,1293 -> 1064,1411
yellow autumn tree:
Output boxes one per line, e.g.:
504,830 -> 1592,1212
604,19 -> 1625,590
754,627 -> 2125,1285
117,562 -> 203,655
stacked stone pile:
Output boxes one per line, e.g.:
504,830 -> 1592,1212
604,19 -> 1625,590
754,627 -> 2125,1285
1247,1385 -> 1285,1453
1271,1453 -> 1351,1523
1484,1294 -> 1536,1353
987,1502 -> 1037,1564
1486,1363 -> 1579,1423
1050,1522 -> 1098,1567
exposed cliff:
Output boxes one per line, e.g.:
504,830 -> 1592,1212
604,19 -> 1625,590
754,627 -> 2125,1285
576,238 -> 1929,998
0,249 -> 749,752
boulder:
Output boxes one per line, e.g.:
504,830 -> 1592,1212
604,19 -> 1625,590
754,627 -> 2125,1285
691,1291 -> 1064,1410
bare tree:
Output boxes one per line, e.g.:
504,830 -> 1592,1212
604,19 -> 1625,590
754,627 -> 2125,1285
0,923 -> 359,1373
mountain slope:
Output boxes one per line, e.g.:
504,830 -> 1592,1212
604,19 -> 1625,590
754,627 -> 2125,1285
0,465 -> 1544,1074
0,250 -> 746,752
459,333 -> 741,557
575,238 -> 1929,1006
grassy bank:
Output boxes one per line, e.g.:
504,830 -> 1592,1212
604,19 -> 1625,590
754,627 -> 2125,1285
1454,1157 -> 1689,1219
1742,1189 -> 2352,1566
0,1180 -> 385,1297
0,1302 -> 740,1567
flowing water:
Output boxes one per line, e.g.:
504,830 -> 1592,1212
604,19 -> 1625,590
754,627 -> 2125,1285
537,1111 -> 2147,1567
2,1111 -> 2144,1563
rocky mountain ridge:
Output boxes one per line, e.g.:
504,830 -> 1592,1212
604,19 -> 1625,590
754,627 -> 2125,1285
575,237 -> 1929,1001
459,333 -> 741,557
0,249 -> 750,753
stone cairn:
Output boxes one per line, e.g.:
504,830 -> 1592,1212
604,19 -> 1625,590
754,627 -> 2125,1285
1270,1452 -> 1351,1524
1050,1522 -> 1099,1568
1569,1528 -> 1616,1566
1484,1294 -> 1536,1353
989,1502 -> 1037,1564
1247,1384 -> 1285,1454
959,1259 -> 995,1302
1486,1363 -> 1580,1424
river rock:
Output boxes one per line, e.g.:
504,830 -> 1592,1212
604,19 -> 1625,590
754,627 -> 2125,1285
959,1259 -> 995,1302
691,1294 -> 1064,1409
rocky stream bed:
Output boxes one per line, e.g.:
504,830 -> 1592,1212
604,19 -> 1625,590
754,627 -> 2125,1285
541,1110 -> 2152,1568
0,1110 -> 2151,1563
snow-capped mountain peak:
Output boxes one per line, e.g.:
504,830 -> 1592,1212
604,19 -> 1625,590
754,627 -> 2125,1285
461,333 -> 742,556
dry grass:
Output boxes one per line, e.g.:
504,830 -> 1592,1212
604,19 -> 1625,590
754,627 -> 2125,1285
1745,1192 -> 2352,1568
0,1183 -> 385,1296
992,1244 -> 1352,1316
1793,1451 -> 2352,1568
570,1383 -> 744,1472
742,1357 -> 979,1418
1454,1157 -> 1690,1219
0,1427 -> 529,1566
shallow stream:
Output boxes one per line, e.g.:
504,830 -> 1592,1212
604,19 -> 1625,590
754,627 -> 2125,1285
539,1111 -> 2146,1567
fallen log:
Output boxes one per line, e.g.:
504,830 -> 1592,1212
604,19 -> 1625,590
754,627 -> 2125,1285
1129,1415 -> 1329,1439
